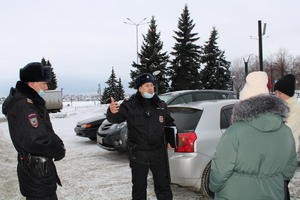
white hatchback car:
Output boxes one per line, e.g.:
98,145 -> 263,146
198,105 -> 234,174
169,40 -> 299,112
167,99 -> 238,198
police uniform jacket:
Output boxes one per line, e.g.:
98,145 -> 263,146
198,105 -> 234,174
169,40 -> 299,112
107,92 -> 175,164
2,81 -> 65,197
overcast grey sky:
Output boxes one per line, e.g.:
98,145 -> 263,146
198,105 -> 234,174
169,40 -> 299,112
0,0 -> 299,96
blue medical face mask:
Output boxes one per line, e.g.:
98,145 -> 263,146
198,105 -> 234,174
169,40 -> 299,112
38,89 -> 45,97
142,92 -> 154,99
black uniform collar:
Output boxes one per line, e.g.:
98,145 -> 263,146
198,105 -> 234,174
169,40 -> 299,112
15,81 -> 45,106
134,91 -> 161,106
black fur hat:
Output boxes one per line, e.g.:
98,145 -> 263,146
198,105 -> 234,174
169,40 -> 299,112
135,73 -> 156,89
20,62 -> 52,82
274,74 -> 295,97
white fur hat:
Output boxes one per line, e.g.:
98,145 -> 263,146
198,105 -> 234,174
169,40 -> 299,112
239,71 -> 269,100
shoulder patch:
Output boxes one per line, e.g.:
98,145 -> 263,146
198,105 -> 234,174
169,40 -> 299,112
26,98 -> 33,104
28,113 -> 39,128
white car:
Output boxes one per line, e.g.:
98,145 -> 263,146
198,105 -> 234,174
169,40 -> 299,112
167,99 -> 238,198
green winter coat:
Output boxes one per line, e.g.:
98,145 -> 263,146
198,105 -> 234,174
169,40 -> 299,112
209,95 -> 297,200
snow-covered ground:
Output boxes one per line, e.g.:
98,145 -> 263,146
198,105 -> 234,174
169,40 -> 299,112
0,102 -> 203,200
0,102 -> 299,200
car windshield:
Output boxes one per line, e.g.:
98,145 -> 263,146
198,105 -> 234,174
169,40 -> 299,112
159,93 -> 178,103
169,107 -> 203,133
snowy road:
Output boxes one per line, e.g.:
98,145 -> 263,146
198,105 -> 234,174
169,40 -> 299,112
0,103 -> 203,200
0,102 -> 299,200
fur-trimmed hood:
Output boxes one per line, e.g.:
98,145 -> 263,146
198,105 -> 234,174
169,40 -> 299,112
231,95 -> 289,132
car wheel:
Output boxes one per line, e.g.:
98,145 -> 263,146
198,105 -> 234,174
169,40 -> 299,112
201,161 -> 214,198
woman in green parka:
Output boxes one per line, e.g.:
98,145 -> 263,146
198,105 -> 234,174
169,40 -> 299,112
209,71 -> 298,200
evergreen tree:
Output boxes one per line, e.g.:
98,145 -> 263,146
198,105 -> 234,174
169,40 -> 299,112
46,60 -> 58,90
169,5 -> 201,91
117,77 -> 125,100
200,27 -> 231,90
129,16 -> 169,94
101,67 -> 120,104
101,87 -> 110,104
41,58 -> 58,90
41,58 -> 47,66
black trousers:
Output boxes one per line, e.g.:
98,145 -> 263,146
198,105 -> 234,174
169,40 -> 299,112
284,180 -> 290,200
130,161 -> 173,200
26,193 -> 58,200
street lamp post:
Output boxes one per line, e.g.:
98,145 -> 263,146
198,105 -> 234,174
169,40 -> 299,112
258,20 -> 267,71
250,21 -> 267,71
124,18 -> 148,64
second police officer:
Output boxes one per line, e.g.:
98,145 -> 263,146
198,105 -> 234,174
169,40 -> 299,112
107,73 -> 175,200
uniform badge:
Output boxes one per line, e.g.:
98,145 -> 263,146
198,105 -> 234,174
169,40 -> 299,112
159,115 -> 164,123
28,113 -> 39,128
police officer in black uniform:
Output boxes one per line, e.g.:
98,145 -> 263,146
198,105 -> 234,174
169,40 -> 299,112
2,62 -> 65,200
107,73 -> 175,200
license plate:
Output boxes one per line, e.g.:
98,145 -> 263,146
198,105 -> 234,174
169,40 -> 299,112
97,136 -> 103,144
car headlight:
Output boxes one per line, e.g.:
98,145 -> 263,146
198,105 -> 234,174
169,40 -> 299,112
81,124 -> 92,128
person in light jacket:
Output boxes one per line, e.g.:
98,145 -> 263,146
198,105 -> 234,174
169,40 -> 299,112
274,74 -> 300,162
274,74 -> 300,200
209,71 -> 297,200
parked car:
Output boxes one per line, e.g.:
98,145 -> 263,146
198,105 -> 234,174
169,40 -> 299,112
74,115 -> 106,140
97,120 -> 127,151
159,89 -> 236,105
97,99 -> 237,197
167,99 -> 238,198
96,89 -> 237,151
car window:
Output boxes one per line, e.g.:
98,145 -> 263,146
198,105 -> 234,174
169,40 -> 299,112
159,94 -> 176,104
220,105 -> 234,129
218,93 -> 228,99
181,94 -> 193,103
216,92 -> 237,100
192,92 -> 218,101
169,96 -> 186,105
169,107 -> 203,132
228,93 -> 237,99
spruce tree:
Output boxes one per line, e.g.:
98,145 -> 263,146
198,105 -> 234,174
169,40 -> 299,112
169,5 -> 201,91
101,87 -> 110,104
117,77 -> 125,100
46,60 -> 58,90
101,67 -> 120,104
41,58 -> 58,90
200,27 -> 231,90
41,58 -> 47,66
129,16 -> 169,94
